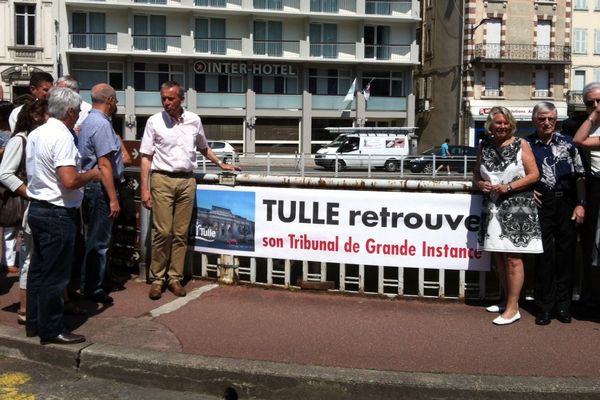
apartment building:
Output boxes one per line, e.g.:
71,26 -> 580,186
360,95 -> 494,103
569,0 -> 600,114
53,0 -> 420,152
0,0 -> 56,101
463,0 -> 570,145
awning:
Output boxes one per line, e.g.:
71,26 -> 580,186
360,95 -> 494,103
469,100 -> 568,121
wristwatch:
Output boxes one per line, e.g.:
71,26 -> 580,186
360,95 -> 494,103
506,184 -> 513,193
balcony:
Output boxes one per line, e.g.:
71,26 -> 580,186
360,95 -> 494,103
254,0 -> 299,10
253,40 -> 300,58
310,0 -> 356,13
69,33 -> 118,51
364,44 -> 410,61
133,0 -> 181,4
195,38 -> 242,56
365,0 -> 412,16
567,90 -> 583,104
309,43 -> 355,60
256,94 -> 302,109
197,93 -> 246,108
366,97 -> 407,111
474,43 -> 571,64
132,35 -> 181,53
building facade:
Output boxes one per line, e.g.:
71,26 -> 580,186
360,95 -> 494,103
0,0 -> 56,101
568,0 -> 600,114
463,0 -> 571,145
414,0 -> 463,151
56,0 -> 420,153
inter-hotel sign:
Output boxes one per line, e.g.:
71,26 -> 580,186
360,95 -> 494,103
194,61 -> 297,76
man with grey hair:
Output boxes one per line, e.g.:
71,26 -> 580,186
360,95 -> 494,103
527,101 -> 586,326
77,83 -> 123,304
573,81 -> 600,314
56,74 -> 92,132
26,87 -> 100,345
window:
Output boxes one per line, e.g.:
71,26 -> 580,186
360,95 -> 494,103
71,61 -> 124,90
134,63 -> 184,91
364,25 -> 391,59
310,0 -> 338,12
254,21 -> 282,56
195,18 -> 226,54
72,12 -> 106,50
15,4 -> 35,45
361,71 -> 406,97
595,68 -> 600,83
366,0 -> 393,15
484,69 -> 500,97
596,0 -> 600,10
536,20 -> 551,60
575,0 -> 588,9
309,24 -> 337,58
195,70 -> 245,93
574,70 -> 586,91
133,15 -> 166,52
486,19 -> 501,58
595,30 -> 600,54
534,70 -> 549,98
574,29 -> 587,54
254,0 -> 283,10
308,69 -> 351,95
253,73 -> 298,94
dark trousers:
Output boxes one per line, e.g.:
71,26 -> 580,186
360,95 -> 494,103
535,193 -> 578,313
26,201 -> 78,340
81,182 -> 114,296
580,176 -> 600,307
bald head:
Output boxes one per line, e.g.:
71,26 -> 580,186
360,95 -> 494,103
91,83 -> 116,104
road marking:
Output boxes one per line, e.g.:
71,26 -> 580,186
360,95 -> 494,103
149,284 -> 219,318
0,372 -> 34,399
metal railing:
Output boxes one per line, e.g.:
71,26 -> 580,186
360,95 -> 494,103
253,40 -> 300,57
365,0 -> 412,15
69,33 -> 118,51
474,43 -> 571,62
194,38 -> 242,55
364,44 -> 410,60
309,43 -> 356,59
132,35 -> 181,53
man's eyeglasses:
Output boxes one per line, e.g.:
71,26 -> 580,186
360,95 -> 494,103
585,98 -> 600,107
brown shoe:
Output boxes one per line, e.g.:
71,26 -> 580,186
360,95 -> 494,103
148,283 -> 163,300
168,281 -> 186,297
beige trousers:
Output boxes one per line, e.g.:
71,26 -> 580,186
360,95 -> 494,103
149,172 -> 196,285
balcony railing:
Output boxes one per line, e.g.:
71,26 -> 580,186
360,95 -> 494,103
364,44 -> 410,61
195,0 -> 226,6
309,43 -> 355,59
132,35 -> 181,53
253,40 -> 300,57
133,0 -> 181,4
254,0 -> 299,9
474,43 -> 571,63
69,33 -> 118,51
568,90 -> 583,104
365,0 -> 411,15
195,38 -> 242,56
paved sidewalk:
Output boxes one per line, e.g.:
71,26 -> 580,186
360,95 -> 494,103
1,271 -> 600,399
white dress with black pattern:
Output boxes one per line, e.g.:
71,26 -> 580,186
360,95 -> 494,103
478,138 -> 543,253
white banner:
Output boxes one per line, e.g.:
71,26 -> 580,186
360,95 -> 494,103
190,185 -> 490,271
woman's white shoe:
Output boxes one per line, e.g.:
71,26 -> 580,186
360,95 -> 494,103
492,311 -> 521,326
486,303 -> 506,313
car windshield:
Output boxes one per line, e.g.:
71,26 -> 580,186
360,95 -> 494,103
325,135 -> 348,148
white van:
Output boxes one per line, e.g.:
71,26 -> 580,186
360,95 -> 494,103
314,128 -> 415,172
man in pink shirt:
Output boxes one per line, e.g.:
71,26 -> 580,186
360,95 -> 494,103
140,81 -> 240,300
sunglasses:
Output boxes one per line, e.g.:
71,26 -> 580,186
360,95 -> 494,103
585,98 -> 600,107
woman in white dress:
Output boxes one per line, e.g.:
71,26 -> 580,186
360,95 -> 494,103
473,106 -> 543,325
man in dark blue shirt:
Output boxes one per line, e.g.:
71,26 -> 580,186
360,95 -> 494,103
526,101 -> 586,326
77,83 -> 124,304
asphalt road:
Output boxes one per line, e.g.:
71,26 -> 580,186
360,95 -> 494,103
0,355 -> 228,400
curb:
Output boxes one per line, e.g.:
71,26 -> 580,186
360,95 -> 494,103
2,324 -> 600,399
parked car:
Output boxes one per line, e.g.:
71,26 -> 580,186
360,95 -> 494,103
197,141 -> 239,166
408,145 -> 477,174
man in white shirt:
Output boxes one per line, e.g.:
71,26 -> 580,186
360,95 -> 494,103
26,87 -> 100,345
9,71 -> 53,132
140,81 -> 240,300
56,75 -> 92,132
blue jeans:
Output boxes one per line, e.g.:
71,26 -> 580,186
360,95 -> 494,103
27,201 -> 78,340
81,182 -> 114,296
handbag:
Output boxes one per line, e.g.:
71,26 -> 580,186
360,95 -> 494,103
0,135 -> 28,227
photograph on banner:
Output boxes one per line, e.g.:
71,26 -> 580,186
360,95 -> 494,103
190,185 -> 490,271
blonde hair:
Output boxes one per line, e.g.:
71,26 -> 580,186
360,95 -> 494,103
484,106 -> 516,137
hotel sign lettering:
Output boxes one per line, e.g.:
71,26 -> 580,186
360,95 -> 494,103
194,61 -> 297,76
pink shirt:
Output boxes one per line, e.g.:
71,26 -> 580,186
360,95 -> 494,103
140,110 -> 208,172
